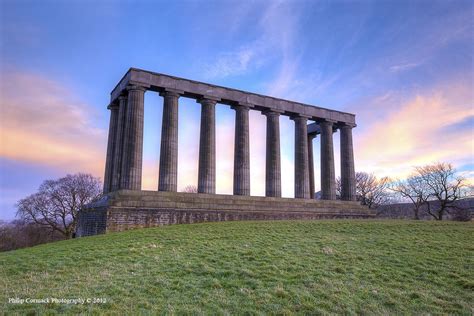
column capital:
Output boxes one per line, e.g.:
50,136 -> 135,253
118,94 -> 128,102
290,114 -> 311,121
231,102 -> 254,111
197,96 -> 220,104
262,109 -> 284,117
126,84 -> 147,92
319,119 -> 339,133
318,118 -> 337,125
107,102 -> 119,110
238,101 -> 254,108
308,133 -> 318,140
159,88 -> 183,98
337,122 -> 357,129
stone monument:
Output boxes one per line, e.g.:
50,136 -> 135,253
76,68 -> 374,236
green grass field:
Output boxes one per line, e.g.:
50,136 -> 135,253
1,220 -> 473,314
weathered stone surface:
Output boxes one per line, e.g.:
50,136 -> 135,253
264,110 -> 281,197
198,98 -> 216,194
233,105 -> 251,195
158,91 -> 180,192
120,85 -> 146,190
292,116 -> 310,199
77,190 -> 375,236
110,68 -> 356,125
320,120 -> 336,200
340,124 -> 356,201
82,68 -> 371,238
103,103 -> 119,193
111,95 -> 127,191
76,207 -> 107,237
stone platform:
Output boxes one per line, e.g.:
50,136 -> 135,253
76,190 -> 375,237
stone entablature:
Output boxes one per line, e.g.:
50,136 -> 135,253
111,68 -> 356,124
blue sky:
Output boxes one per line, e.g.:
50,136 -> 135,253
0,0 -> 473,220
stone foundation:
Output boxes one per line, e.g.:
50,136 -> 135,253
76,190 -> 375,237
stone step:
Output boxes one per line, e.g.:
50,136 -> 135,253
113,190 -> 360,204
109,208 -> 372,217
112,199 -> 368,211
124,206 -> 367,215
110,191 -> 366,210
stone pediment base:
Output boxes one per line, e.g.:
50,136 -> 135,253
76,190 -> 375,237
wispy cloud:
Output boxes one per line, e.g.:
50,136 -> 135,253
201,1 -> 340,105
389,61 -> 421,73
458,170 -> 474,186
355,80 -> 474,179
204,47 -> 259,79
0,69 -> 106,177
257,2 -> 342,105
258,1 -> 304,98
203,1 -> 303,82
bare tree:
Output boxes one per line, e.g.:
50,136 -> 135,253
16,173 -> 102,238
415,163 -> 467,220
462,185 -> 474,198
336,172 -> 391,208
182,185 -> 198,193
357,172 -> 391,208
390,175 -> 431,220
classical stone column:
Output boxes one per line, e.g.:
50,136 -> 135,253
111,95 -> 127,191
320,120 -> 336,200
120,85 -> 146,190
340,123 -> 357,201
198,98 -> 217,194
292,115 -> 310,199
307,133 -> 316,199
158,90 -> 180,192
103,103 -> 119,194
264,110 -> 282,197
232,104 -> 251,196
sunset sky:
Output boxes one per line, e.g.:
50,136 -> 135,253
0,0 -> 473,220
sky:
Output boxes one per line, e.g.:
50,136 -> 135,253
0,0 -> 473,220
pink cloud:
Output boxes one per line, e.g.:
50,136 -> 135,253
0,70 -> 106,177
354,80 -> 474,179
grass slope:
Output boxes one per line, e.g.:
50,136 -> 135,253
1,220 -> 473,314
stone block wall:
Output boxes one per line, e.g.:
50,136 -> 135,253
76,190 -> 375,237
75,208 -> 107,237
376,198 -> 474,220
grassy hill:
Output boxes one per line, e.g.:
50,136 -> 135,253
1,220 -> 473,314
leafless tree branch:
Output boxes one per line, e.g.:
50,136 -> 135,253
16,173 -> 102,238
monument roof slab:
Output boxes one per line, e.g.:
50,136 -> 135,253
111,68 -> 356,125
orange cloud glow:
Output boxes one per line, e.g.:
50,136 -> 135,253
3,70 -> 471,195
355,81 -> 474,179
0,70 -> 106,177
